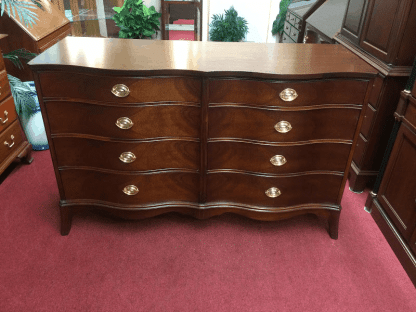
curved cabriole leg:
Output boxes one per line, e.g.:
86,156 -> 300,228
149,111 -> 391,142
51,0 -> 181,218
17,143 -> 34,164
328,210 -> 341,240
60,206 -> 73,236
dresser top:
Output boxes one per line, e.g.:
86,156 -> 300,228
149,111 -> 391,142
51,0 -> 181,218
29,37 -> 377,79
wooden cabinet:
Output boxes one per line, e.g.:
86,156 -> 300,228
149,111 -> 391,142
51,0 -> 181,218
0,0 -> 71,81
0,37 -> 33,178
282,0 -> 325,43
365,89 -> 416,287
29,37 -> 377,237
336,0 -> 416,192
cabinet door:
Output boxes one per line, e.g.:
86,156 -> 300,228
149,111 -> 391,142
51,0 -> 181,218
359,0 -> 407,64
340,0 -> 368,45
378,123 -> 416,241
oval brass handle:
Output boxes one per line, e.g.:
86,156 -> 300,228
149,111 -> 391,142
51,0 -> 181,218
0,110 -> 8,124
123,185 -> 139,195
274,121 -> 292,133
270,155 -> 287,166
279,88 -> 298,101
111,84 -> 130,98
265,187 -> 281,198
4,134 -> 15,148
119,152 -> 136,163
116,117 -> 134,130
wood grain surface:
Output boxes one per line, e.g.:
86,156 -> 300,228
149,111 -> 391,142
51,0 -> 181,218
29,37 -> 378,79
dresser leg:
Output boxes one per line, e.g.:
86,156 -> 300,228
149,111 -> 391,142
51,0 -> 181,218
17,143 -> 34,164
60,206 -> 73,236
328,210 -> 340,240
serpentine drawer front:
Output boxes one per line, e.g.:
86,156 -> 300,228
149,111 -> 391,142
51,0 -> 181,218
28,37 -> 378,237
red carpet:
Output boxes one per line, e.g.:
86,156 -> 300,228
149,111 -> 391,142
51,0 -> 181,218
1,151 -> 415,311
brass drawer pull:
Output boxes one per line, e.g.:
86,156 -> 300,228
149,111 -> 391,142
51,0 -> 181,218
119,151 -> 136,163
4,134 -> 15,148
123,185 -> 139,195
111,84 -> 130,97
265,187 -> 281,198
274,121 -> 292,133
270,155 -> 287,166
279,88 -> 298,101
0,110 -> 8,124
116,117 -> 134,129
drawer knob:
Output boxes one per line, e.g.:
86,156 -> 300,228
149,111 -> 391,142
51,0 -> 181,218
279,88 -> 298,101
123,185 -> 139,195
111,84 -> 130,98
116,117 -> 134,129
0,110 -> 8,124
274,121 -> 292,133
265,187 -> 281,198
119,151 -> 136,163
270,155 -> 287,166
3,134 -> 15,148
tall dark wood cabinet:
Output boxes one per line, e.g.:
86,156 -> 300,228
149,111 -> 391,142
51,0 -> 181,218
365,81 -> 416,287
335,0 -> 416,192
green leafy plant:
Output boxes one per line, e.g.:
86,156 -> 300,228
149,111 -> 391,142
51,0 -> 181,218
271,0 -> 293,36
8,74 -> 38,119
112,0 -> 162,39
209,6 -> 248,42
1,0 -> 41,118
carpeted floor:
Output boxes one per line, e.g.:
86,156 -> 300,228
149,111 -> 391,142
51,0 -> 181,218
1,150 -> 415,311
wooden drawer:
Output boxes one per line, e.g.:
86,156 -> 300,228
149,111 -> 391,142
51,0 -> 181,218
0,120 -> 24,164
0,70 -> 12,103
290,27 -> 300,42
0,96 -> 18,132
206,172 -> 343,207
284,21 -> 292,36
209,79 -> 368,107
45,101 -> 200,139
53,137 -> 200,171
60,169 -> 199,205
208,106 -> 361,142
288,13 -> 296,25
38,73 -> 201,103
207,141 -> 351,173
282,33 -> 295,43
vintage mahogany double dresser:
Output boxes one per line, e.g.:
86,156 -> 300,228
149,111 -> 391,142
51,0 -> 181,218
28,37 -> 378,236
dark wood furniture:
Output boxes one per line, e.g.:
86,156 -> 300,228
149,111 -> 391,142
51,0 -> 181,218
303,0 -> 349,44
335,0 -> 416,192
282,0 -> 325,44
28,37 -> 377,236
161,0 -> 202,41
365,83 -> 416,287
0,0 -> 71,81
0,36 -> 33,178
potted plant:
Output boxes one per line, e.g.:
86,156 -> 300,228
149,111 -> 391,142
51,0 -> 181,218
1,0 -> 49,150
112,0 -> 162,39
271,0 -> 293,38
209,6 -> 248,42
